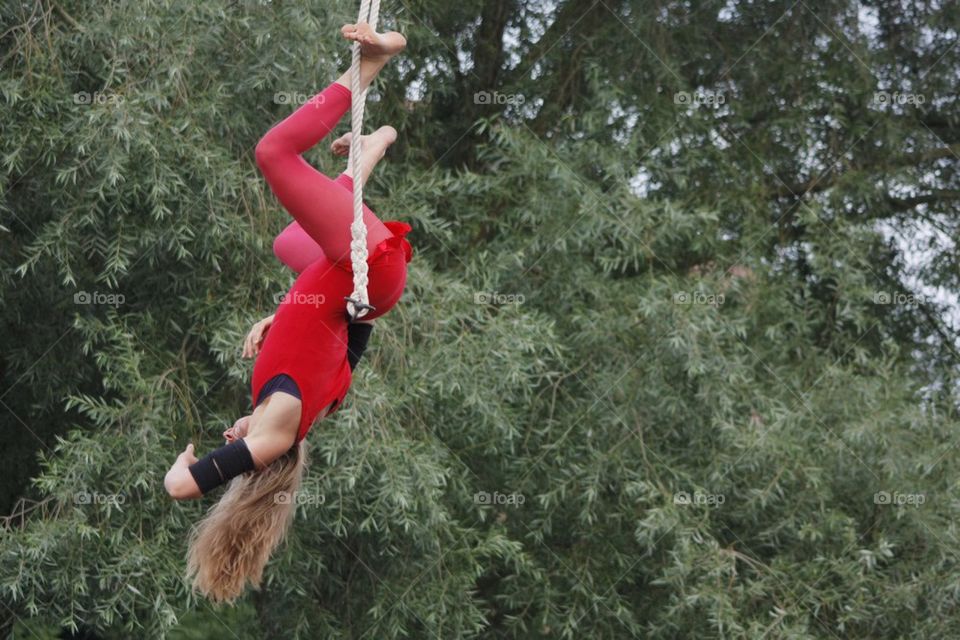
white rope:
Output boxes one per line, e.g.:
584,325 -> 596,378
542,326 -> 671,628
345,0 -> 382,321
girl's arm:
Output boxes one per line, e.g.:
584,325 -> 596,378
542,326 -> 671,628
164,395 -> 300,500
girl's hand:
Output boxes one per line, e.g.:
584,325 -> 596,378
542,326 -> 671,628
163,444 -> 201,500
176,443 -> 199,467
223,416 -> 251,443
243,314 -> 275,358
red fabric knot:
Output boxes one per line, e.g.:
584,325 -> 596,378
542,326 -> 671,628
382,220 -> 413,263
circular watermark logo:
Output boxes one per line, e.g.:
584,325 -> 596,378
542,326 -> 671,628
473,291 -> 525,305
673,490 -> 725,506
874,491 -> 925,507
275,291 -> 326,307
74,491 -> 126,505
474,490 -> 525,507
74,290 -> 125,307
473,90 -> 525,106
274,490 -> 325,506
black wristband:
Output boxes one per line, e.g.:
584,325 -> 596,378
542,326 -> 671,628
347,322 -> 374,371
188,439 -> 256,495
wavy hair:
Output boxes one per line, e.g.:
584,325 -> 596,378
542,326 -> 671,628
185,440 -> 307,603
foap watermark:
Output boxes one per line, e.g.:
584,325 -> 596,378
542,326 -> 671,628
872,291 -> 926,306
74,491 -> 126,506
274,490 -> 325,506
474,491 -> 525,507
673,291 -> 724,306
674,91 -> 725,107
673,490 -> 725,507
473,291 -> 525,305
73,91 -> 124,106
74,290 -> 125,307
473,90 -> 525,106
873,91 -> 925,106
874,491 -> 925,507
275,291 -> 326,307
273,91 -> 326,107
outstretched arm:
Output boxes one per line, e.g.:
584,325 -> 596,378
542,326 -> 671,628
164,394 -> 301,500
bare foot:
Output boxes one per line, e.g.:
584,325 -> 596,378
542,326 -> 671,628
341,22 -> 406,60
330,125 -> 398,157
374,124 -> 398,146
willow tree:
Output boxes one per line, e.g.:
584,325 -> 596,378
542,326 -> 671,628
2,0 -> 958,638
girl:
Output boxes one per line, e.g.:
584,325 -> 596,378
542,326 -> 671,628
163,22 -> 411,603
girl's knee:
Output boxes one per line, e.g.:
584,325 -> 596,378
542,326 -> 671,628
254,136 -> 288,172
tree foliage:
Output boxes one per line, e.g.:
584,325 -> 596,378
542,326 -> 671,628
2,0 -> 959,638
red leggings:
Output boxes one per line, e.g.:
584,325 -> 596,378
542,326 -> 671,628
254,81 -> 393,269
251,82 -> 413,441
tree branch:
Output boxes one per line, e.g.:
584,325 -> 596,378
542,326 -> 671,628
886,190 -> 960,211
770,144 -> 960,198
511,0 -> 599,80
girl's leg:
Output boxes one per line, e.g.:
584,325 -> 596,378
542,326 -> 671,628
256,83 -> 392,265
272,125 -> 399,273
255,24 -> 405,265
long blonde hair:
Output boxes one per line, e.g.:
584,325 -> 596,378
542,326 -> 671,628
186,440 -> 308,603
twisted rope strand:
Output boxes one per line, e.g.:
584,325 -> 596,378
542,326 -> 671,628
346,0 -> 382,321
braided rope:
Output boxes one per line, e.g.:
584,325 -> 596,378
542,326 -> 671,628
345,0 -> 382,321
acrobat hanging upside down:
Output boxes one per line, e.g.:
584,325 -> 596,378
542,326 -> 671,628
163,19 -> 411,603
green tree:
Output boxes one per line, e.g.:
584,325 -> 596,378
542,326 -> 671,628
2,0 -> 958,638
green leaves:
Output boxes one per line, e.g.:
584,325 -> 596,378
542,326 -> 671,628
2,0 -> 959,638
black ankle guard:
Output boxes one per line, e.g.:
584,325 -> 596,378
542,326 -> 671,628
188,439 -> 256,495
347,322 -> 374,371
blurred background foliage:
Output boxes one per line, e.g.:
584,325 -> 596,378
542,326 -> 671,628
1,0 -> 959,637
